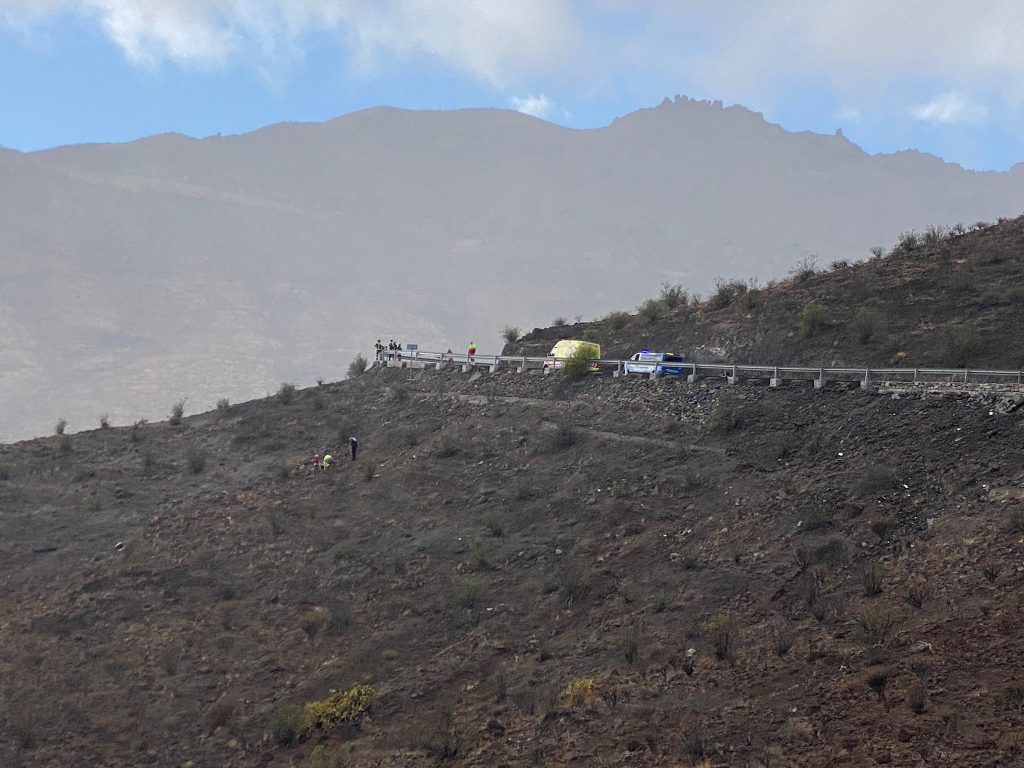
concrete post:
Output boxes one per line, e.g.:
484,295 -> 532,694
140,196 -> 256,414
517,357 -> 527,374
814,368 -> 825,389
461,364 -> 471,373
686,365 -> 699,384
860,369 -> 870,389
649,371 -> 659,381
727,366 -> 739,385
769,366 -> 781,388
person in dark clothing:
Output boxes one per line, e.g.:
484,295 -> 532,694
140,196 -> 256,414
349,436 -> 359,461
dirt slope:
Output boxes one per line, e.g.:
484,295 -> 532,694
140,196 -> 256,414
1,365 -> 1023,767
509,215 -> 1024,371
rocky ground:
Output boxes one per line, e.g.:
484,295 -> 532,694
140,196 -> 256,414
1,364 -> 1023,767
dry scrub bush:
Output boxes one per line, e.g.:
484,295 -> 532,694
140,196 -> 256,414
679,720 -> 707,761
186,445 -> 207,474
169,400 -> 186,426
561,678 -> 597,707
502,326 -> 521,344
790,255 -> 818,283
553,317 -> 568,327
277,382 -> 298,404
55,418 -> 67,435
605,310 -> 631,330
861,561 -> 885,596
309,743 -> 348,768
849,308 -> 881,345
908,683 -> 929,714
548,421 -> 578,451
904,578 -> 932,609
99,414 -> 110,429
216,397 -> 230,411
1007,509 -> 1024,533
0,464 -> 9,482
773,623 -> 795,657
348,354 -> 368,378
855,609 -> 902,647
704,614 -> 739,663
421,706 -> 463,761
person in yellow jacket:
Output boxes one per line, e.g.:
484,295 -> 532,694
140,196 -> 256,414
322,453 -> 334,470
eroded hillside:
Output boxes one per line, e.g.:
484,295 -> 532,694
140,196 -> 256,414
1,366 -> 1023,767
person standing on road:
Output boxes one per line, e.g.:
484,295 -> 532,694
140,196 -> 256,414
349,436 -> 358,461
468,341 -> 477,362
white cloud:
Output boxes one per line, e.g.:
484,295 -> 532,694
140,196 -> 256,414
912,91 -> 989,125
0,0 -> 575,82
509,93 -> 554,119
836,106 -> 862,124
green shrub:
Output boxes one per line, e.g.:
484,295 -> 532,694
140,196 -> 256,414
303,685 -> 374,732
169,400 -> 186,426
799,300 -> 827,338
502,326 -> 521,344
660,282 -> 687,309
187,445 -> 207,474
562,344 -> 599,380
309,743 -> 347,768
271,704 -> 307,747
849,307 -> 881,345
605,310 -> 631,330
277,382 -> 298,404
348,354 -> 368,378
636,298 -> 664,324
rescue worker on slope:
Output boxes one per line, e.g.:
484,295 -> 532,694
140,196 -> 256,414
322,452 -> 334,470
349,436 -> 358,461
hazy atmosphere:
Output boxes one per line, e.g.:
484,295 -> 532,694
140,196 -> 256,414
3,4 -> 1024,768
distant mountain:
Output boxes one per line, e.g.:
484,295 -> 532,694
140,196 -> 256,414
2,97 -> 1024,441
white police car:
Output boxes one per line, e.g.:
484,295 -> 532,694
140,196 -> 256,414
624,350 -> 687,376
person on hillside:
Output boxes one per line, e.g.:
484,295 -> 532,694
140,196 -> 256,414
375,339 -> 384,362
310,452 -> 322,472
349,436 -> 358,461
322,452 -> 334,470
468,341 -> 477,361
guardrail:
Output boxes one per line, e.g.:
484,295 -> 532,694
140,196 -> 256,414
376,351 -> 1024,388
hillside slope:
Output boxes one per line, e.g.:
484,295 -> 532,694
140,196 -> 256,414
1,366 -> 1023,767
4,98 -> 1024,441
510,215 -> 1024,370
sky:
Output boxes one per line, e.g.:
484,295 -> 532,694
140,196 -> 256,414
2,1 -> 1024,171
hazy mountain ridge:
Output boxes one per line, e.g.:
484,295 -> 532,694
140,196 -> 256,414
3,98 -> 1024,441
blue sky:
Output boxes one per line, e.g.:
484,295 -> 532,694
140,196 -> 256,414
2,1 -> 1024,170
